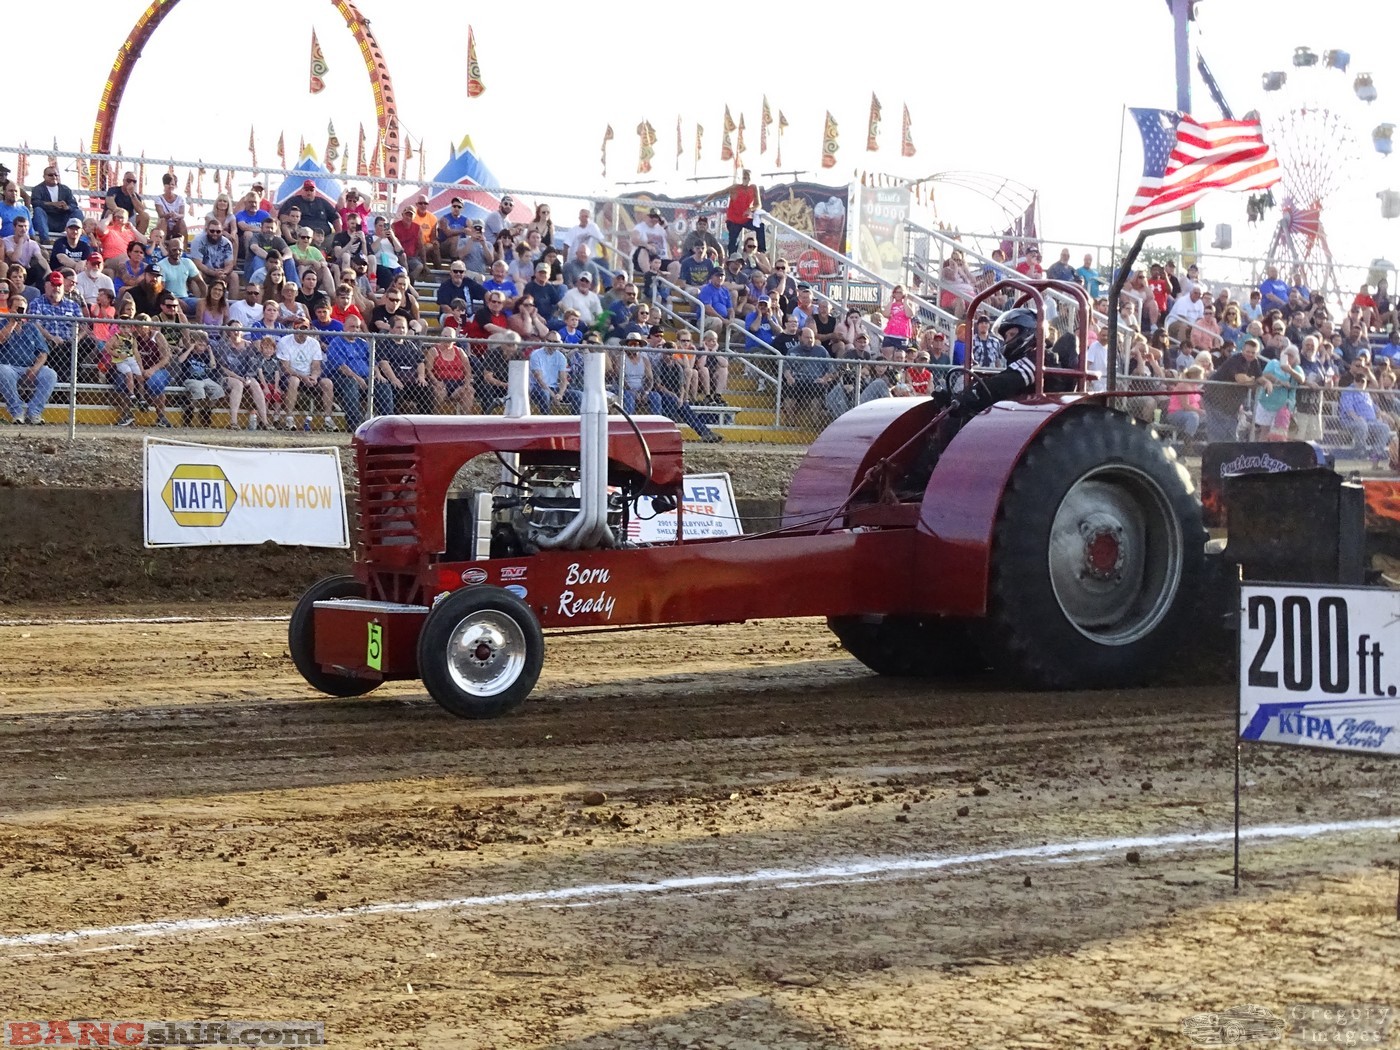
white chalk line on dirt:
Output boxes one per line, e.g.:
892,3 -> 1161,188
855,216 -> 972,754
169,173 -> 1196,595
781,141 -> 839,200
3,816 -> 1398,953
0,615 -> 288,627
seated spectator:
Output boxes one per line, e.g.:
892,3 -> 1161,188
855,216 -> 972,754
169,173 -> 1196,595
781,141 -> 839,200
439,297 -> 470,336
613,334 -> 658,414
156,239 -> 205,313
174,330 -> 226,427
129,312 -> 175,427
287,181 -> 338,239
370,216 -> 406,290
438,262 -> 485,314
376,314 -> 432,412
228,283 -> 264,328
331,213 -> 371,281
0,295 -> 58,425
472,290 -> 513,340
696,268 -> 735,339
0,182 -> 35,241
336,188 -> 371,232
324,315 -> 387,429
522,263 -> 562,326
231,189 -> 267,250
28,271 -> 85,381
392,205 -> 426,280
472,329 -> 519,413
562,243 -> 603,290
678,241 -> 719,290
1339,360 -> 1393,463
330,282 -> 365,327
505,240 -> 536,290
1257,265 -> 1289,314
27,166 -> 81,241
529,338 -> 581,414
288,226 -> 334,290
481,259 -> 519,303
509,294 -> 550,343
276,316 -> 336,431
781,326 -> 835,422
425,333 -> 474,415
764,262 -> 799,316
245,217 -> 292,285
408,199 -> 440,266
74,253 -> 116,317
214,322 -> 269,430
560,272 -> 603,328
557,308 -> 585,345
370,285 -> 414,335
276,281 -> 309,326
4,216 -> 49,287
50,219 -> 94,274
1165,284 -> 1206,345
308,294 -> 344,341
437,198 -> 471,261
653,343 -> 721,441
939,253 -> 977,316
96,210 -> 147,276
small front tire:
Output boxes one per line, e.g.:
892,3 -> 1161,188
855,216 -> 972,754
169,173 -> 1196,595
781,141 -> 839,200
289,574 -> 383,697
417,587 -> 544,719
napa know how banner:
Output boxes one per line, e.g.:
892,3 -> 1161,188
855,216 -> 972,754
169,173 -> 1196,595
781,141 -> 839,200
144,438 -> 349,548
1240,583 -> 1400,756
627,473 -> 743,543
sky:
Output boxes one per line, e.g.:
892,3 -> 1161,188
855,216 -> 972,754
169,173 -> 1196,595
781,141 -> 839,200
4,0 -> 1398,281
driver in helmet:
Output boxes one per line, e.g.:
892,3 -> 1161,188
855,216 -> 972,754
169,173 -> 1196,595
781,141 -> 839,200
947,306 -> 1041,417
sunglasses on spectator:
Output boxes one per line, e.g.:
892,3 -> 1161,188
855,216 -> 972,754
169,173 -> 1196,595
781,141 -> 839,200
451,268 -> 466,274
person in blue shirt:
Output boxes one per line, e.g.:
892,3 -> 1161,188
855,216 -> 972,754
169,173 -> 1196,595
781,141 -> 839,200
0,295 -> 59,424
678,242 -> 719,289
1258,265 -> 1290,314
0,182 -> 34,239
324,315 -> 388,429
481,260 -> 518,303
696,269 -> 734,339
1074,254 -> 1101,299
744,296 -> 780,352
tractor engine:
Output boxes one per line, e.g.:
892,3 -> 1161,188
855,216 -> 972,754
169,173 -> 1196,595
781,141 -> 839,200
492,465 -> 627,555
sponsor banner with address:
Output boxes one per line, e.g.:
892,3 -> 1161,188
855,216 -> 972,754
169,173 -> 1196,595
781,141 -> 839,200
143,438 -> 349,548
627,473 -> 743,543
1240,583 -> 1400,755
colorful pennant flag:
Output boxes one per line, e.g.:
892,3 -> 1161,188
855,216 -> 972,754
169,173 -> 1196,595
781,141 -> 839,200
15,145 -> 27,187
776,110 -> 788,167
720,129 -> 734,163
676,115 -> 683,171
340,147 -> 349,176
695,124 -> 703,165
248,126 -> 258,172
723,106 -> 736,134
417,142 -> 425,182
325,121 -> 340,170
196,162 -> 205,201
276,132 -> 286,170
867,93 -> 882,152
901,103 -> 916,158
760,96 -> 772,154
466,26 -> 485,98
822,111 -> 839,169
299,136 -> 306,158
736,114 -> 746,160
356,124 -> 368,177
309,30 -> 327,94
601,124 -> 613,177
637,120 -> 657,174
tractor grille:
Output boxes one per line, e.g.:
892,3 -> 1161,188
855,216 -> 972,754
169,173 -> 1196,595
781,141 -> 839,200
358,445 -> 420,554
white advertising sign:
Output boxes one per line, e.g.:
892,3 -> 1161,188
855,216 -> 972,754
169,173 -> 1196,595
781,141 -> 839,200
1239,584 -> 1400,756
143,438 -> 349,548
627,473 -> 743,543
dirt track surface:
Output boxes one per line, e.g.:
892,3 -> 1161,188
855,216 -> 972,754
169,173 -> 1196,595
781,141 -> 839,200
1,610 -> 1398,1049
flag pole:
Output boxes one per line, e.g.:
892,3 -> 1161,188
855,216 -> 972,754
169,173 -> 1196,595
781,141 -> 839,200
1108,104 -> 1127,289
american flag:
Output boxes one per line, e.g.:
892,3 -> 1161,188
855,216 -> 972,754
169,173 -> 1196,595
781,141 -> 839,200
1119,108 -> 1280,233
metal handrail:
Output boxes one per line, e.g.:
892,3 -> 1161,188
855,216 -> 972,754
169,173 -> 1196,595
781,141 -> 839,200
754,208 -> 961,333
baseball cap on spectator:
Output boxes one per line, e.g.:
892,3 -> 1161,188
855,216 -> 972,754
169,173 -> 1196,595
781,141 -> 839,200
471,221 -> 485,231
648,325 -> 665,337
46,272 -> 63,286
727,252 -> 743,262
624,333 -> 645,345
450,197 -> 464,205
933,332 -> 947,341
251,181 -> 264,190
501,195 -> 514,206
65,217 -> 83,230
302,179 -> 316,190
534,263 -> 549,274
576,273 -> 592,283
648,208 -> 662,219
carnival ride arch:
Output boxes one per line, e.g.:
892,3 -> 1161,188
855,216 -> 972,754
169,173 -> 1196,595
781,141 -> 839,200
90,0 -> 400,190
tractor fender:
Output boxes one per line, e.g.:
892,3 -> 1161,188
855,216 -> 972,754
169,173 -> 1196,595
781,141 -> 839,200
917,397 -> 1099,618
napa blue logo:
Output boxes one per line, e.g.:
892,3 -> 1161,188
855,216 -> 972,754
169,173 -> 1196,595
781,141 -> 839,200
160,464 -> 238,527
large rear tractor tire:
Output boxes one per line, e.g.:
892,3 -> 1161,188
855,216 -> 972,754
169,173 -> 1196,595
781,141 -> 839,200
828,615 -> 988,678
417,586 -> 544,719
981,408 -> 1205,688
289,574 -> 383,697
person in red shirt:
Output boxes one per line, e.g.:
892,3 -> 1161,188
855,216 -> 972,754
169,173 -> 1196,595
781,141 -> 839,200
702,168 -> 764,255
330,283 -> 364,326
1015,248 -> 1044,278
1148,263 -> 1171,324
392,206 -> 425,280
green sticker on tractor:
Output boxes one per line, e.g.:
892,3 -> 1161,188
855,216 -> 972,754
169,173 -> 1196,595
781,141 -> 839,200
367,622 -> 383,670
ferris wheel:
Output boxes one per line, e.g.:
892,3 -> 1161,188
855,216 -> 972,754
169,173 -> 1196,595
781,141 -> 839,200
1256,46 -> 1392,299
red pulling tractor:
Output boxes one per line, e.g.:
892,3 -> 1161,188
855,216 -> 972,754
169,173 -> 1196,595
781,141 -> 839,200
290,251 -> 1354,719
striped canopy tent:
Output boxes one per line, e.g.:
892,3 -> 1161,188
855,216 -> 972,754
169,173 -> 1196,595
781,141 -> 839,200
413,136 -> 531,223
273,152 -> 343,208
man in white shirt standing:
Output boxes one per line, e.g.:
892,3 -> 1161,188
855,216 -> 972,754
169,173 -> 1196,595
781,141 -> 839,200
557,208 -> 605,257
276,316 -> 336,431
